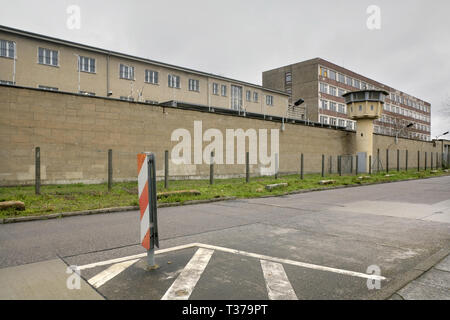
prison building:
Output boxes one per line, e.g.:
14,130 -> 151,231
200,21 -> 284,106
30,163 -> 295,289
0,25 -> 289,118
263,58 -> 432,141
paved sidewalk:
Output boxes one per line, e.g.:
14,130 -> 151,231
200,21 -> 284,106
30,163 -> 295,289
0,258 -> 104,300
391,254 -> 450,300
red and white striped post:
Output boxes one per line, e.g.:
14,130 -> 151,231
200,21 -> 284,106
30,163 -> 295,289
137,152 -> 159,269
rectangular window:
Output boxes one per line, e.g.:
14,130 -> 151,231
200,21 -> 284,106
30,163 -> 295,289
38,85 -> 58,91
353,79 -> 360,89
221,85 -> 227,97
361,82 -> 367,90
120,64 -> 135,80
246,90 -> 251,101
319,83 -> 328,94
285,72 -> 292,84
168,74 -> 181,88
320,99 -> 328,110
0,80 -> 15,85
330,117 -> 337,126
338,73 -> 345,83
346,76 -> 353,86
38,47 -> 58,66
338,88 -> 345,97
79,56 -> 96,73
145,70 -> 159,84
212,83 -> 219,95
320,116 -> 329,125
338,104 -> 346,113
329,86 -> 337,96
253,92 -> 259,102
266,95 -> 274,106
320,67 -> 328,77
329,70 -> 336,81
338,119 -> 346,127
0,40 -> 15,58
188,79 -> 200,92
330,102 -> 337,112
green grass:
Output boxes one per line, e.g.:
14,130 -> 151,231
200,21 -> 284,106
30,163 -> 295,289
0,169 -> 448,219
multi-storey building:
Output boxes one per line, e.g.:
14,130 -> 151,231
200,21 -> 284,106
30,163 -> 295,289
263,58 -> 432,141
0,25 -> 289,117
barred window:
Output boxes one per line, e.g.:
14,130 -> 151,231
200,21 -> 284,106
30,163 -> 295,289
168,74 -> 180,88
38,47 -> 58,66
79,56 -> 96,73
145,70 -> 159,84
319,83 -> 328,94
0,40 -> 15,58
119,64 -> 134,80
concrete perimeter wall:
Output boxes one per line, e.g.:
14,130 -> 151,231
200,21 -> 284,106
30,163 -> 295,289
0,85 -> 444,186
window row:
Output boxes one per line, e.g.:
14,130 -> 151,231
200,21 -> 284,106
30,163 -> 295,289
383,103 -> 430,123
319,66 -> 377,91
389,93 -> 429,113
319,115 -> 355,130
319,99 -> 347,114
319,82 -> 347,98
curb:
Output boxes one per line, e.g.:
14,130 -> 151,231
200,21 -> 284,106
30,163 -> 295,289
0,174 -> 448,225
0,197 -> 236,225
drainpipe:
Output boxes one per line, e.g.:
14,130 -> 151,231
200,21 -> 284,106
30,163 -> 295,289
106,52 -> 111,97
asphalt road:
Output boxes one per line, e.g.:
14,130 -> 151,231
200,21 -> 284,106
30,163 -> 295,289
1,176 -> 449,299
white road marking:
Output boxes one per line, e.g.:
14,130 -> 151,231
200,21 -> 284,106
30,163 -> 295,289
196,243 -> 386,281
260,260 -> 297,300
161,248 -> 214,300
78,242 -> 386,281
88,259 -> 139,288
78,243 -> 198,270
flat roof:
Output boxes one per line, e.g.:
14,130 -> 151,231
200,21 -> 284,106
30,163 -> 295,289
0,25 -> 289,96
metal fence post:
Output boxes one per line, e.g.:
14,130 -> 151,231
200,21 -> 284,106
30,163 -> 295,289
377,149 -> 380,173
418,151 -> 420,172
350,155 -> 353,174
355,155 -> 359,176
406,150 -> 408,172
431,152 -> 434,170
210,152 -> 215,185
329,156 -> 333,174
164,150 -> 169,189
338,156 -> 342,176
321,155 -> 325,178
425,152 -> 427,170
386,149 -> 389,173
369,155 -> 372,175
108,149 -> 113,192
35,147 -> 41,195
397,149 -> 400,172
275,153 -> 279,180
246,151 -> 250,183
300,154 -> 304,180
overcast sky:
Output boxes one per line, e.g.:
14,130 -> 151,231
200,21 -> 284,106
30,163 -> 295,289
1,0 -> 449,137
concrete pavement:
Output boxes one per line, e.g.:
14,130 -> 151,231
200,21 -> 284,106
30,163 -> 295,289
0,176 -> 449,299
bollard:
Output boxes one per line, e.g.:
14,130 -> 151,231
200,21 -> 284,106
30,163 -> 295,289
108,149 -> 113,192
137,153 -> 159,270
300,154 -> 304,180
35,147 -> 41,195
210,152 -> 215,185
164,150 -> 169,189
321,155 -> 325,178
246,151 -> 250,183
397,149 -> 400,172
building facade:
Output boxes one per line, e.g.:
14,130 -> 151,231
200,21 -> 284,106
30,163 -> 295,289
263,58 -> 432,141
0,25 -> 289,117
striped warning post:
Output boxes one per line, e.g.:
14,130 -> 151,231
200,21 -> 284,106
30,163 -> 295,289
137,153 -> 151,250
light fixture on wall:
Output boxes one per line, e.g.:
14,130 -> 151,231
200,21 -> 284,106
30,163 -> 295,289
395,123 -> 414,144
